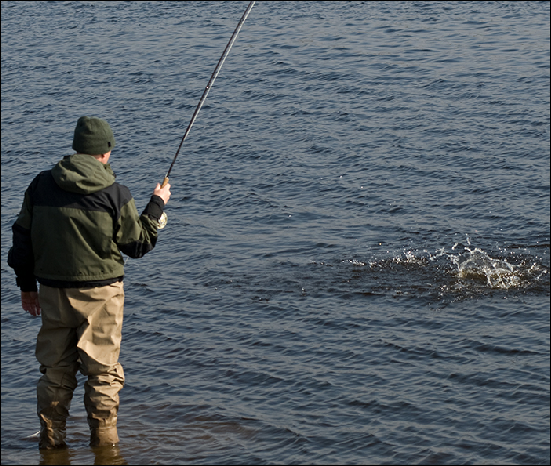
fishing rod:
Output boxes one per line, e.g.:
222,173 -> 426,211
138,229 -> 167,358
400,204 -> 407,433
161,0 -> 255,191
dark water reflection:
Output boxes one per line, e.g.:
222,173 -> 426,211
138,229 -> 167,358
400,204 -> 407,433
1,1 -> 549,464
38,446 -> 127,466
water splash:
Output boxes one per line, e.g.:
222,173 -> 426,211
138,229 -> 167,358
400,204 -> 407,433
454,247 -> 519,289
341,240 -> 549,297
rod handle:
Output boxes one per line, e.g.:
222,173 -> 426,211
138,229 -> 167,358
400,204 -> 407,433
161,176 -> 169,188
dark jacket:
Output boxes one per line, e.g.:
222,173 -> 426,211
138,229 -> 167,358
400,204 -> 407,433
8,153 -> 164,291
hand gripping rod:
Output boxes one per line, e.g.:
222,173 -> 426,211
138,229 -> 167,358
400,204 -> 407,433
161,0 -> 255,188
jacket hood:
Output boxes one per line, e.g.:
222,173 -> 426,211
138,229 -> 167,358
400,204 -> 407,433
51,153 -> 116,194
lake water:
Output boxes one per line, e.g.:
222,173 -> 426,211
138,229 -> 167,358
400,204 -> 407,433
1,1 -> 549,464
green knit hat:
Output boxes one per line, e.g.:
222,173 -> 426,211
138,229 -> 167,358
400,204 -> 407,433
72,116 -> 116,155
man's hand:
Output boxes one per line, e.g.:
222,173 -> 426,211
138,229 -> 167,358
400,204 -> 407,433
153,182 -> 171,205
21,291 -> 41,317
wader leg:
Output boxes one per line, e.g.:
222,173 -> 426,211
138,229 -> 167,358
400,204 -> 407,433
84,363 -> 124,446
36,286 -> 80,450
70,282 -> 125,446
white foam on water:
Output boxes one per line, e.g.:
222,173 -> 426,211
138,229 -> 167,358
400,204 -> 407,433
456,247 -> 520,289
342,241 -> 547,292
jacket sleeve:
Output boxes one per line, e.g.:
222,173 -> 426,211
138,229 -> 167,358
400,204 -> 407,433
116,194 -> 165,258
8,184 -> 38,292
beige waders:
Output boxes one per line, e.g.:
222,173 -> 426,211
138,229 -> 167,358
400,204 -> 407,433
36,282 -> 125,449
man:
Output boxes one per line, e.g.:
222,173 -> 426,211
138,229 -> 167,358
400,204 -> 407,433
8,116 -> 171,449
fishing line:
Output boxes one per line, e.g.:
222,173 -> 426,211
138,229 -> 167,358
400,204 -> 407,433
161,1 -> 255,190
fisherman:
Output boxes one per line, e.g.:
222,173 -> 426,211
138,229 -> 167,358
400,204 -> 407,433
8,116 -> 171,449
